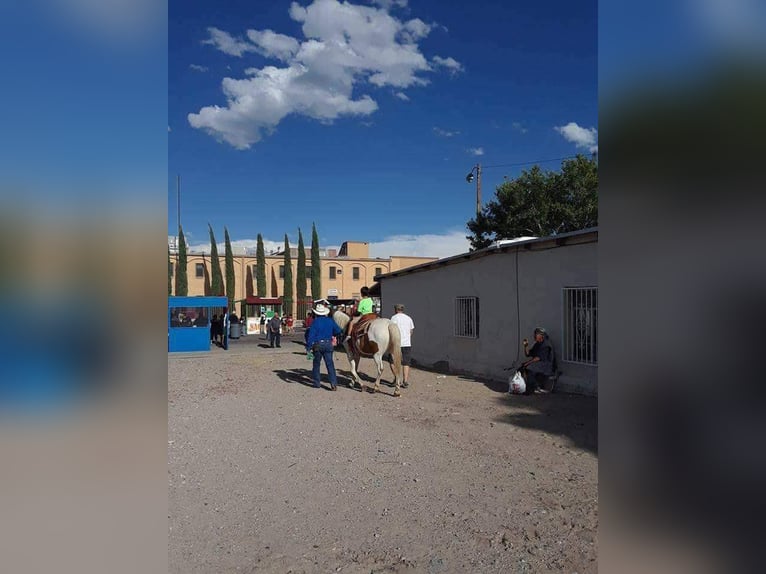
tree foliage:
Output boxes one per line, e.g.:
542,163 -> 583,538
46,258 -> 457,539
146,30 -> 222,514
224,227 -> 235,309
282,234 -> 293,317
310,223 -> 321,300
466,155 -> 598,250
174,226 -> 188,296
256,234 -> 266,297
208,224 -> 224,296
296,228 -> 307,303
168,247 -> 172,296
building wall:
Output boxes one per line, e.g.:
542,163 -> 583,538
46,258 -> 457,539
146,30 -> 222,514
378,237 -> 598,395
172,252 -> 436,317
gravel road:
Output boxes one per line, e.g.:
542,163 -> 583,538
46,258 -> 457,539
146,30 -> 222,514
169,334 -> 597,573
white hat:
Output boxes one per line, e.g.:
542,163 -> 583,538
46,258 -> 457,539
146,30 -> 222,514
313,303 -> 331,316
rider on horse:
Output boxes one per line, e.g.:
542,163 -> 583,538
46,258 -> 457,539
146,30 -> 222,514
343,286 -> 374,347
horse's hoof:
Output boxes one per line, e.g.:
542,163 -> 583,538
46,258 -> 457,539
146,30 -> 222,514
393,390 -> 401,397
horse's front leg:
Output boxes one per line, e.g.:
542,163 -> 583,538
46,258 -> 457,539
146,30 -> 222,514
342,342 -> 361,390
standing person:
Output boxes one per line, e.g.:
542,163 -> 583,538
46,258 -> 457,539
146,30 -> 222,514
221,307 -> 230,350
344,286 -> 374,343
259,312 -> 267,336
390,303 -> 415,388
285,314 -> 294,334
521,327 -> 554,394
305,301 -> 343,390
268,312 -> 282,348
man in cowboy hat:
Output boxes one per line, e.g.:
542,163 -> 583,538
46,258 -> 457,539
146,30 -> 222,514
305,301 -> 344,390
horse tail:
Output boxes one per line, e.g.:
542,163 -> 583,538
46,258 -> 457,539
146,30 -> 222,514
333,310 -> 349,331
387,321 -> 403,383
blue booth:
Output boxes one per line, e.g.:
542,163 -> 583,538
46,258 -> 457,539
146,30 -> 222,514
168,296 -> 228,352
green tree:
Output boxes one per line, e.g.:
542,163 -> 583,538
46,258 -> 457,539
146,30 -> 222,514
256,233 -> 266,297
175,226 -> 188,296
466,155 -> 598,250
208,224 -> 224,296
224,227 -> 235,309
296,228 -> 307,303
168,247 -> 172,296
310,222 -> 321,300
282,234 -> 293,317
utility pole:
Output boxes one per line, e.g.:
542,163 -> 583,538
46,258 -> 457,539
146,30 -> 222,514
465,163 -> 482,217
475,163 -> 482,217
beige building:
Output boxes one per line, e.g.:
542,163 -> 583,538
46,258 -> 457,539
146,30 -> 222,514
169,240 -> 436,317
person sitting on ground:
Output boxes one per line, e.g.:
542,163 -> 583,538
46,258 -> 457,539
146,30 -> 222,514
344,286 -> 374,343
521,327 -> 555,394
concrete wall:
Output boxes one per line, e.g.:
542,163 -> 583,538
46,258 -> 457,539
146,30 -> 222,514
379,237 -> 598,395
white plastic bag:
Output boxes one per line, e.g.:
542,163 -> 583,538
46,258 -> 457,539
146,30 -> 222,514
508,370 -> 526,394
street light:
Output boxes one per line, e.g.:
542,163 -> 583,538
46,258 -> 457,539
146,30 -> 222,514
465,163 -> 482,217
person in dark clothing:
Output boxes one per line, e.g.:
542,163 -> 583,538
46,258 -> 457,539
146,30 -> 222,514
521,327 -> 555,394
305,302 -> 343,390
268,313 -> 282,347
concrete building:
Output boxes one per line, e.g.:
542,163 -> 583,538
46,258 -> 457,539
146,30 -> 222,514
169,240 -> 436,318
375,229 -> 598,395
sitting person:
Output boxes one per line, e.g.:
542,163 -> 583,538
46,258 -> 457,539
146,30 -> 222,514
344,286 -> 373,343
521,327 -> 555,394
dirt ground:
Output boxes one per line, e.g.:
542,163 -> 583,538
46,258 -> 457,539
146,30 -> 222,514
168,332 -> 597,573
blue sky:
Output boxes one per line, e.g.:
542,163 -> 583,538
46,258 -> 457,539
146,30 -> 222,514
169,0 -> 597,257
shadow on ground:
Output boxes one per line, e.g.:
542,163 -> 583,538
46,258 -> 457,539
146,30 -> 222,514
494,393 -> 598,454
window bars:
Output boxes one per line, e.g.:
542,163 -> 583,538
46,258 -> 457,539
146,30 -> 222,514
562,287 -> 598,365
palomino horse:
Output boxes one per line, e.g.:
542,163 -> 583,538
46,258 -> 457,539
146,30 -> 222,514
332,310 -> 403,396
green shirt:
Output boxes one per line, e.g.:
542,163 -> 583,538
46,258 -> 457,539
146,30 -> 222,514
357,297 -> 373,314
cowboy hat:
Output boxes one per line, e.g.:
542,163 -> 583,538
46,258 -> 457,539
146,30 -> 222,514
313,302 -> 331,316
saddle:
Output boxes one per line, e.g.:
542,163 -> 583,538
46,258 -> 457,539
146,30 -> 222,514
348,313 -> 379,356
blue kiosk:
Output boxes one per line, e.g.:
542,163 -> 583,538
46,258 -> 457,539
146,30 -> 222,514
168,296 -> 228,352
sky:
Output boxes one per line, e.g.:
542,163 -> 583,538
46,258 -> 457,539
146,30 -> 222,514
169,0 -> 598,258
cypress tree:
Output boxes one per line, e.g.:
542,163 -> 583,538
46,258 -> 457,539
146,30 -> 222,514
256,233 -> 266,297
310,222 -> 321,300
282,234 -> 293,317
175,226 -> 188,296
168,247 -> 172,296
296,228 -> 307,304
224,227 -> 235,309
208,224 -> 224,297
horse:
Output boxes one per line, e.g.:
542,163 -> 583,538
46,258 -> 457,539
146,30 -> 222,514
332,310 -> 403,396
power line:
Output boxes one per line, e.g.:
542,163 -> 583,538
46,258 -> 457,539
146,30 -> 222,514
482,155 -> 580,169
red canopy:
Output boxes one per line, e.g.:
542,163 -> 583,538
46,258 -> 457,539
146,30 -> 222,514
245,297 -> 282,305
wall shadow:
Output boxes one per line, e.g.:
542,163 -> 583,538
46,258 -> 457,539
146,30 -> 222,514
494,393 -> 598,455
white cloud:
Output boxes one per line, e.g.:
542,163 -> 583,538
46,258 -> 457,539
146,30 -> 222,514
368,0 -> 408,9
394,91 -> 410,101
368,231 -> 470,259
467,147 -> 484,156
512,121 -> 528,134
187,237 -> 283,255
202,27 -> 257,57
432,55 -> 464,75
555,122 -> 598,153
191,0 -> 460,149
246,29 -> 301,61
189,64 -> 208,72
168,125 -> 171,132
433,126 -> 459,137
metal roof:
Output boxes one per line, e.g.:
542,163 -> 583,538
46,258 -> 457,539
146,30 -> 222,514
373,227 -> 598,281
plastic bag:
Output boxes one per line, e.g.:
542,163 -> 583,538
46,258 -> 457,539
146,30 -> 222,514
508,370 -> 526,394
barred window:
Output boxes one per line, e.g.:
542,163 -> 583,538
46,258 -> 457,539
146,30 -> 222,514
353,266 -> 360,280
195,263 -> 204,278
329,267 -> 336,280
375,267 -> 383,277
454,296 -> 479,338
562,287 -> 598,365
279,265 -> 285,279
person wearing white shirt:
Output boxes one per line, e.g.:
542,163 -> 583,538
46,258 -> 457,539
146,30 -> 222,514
390,304 -> 415,388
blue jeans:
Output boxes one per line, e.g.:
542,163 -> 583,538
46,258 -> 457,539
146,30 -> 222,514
312,340 -> 337,388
